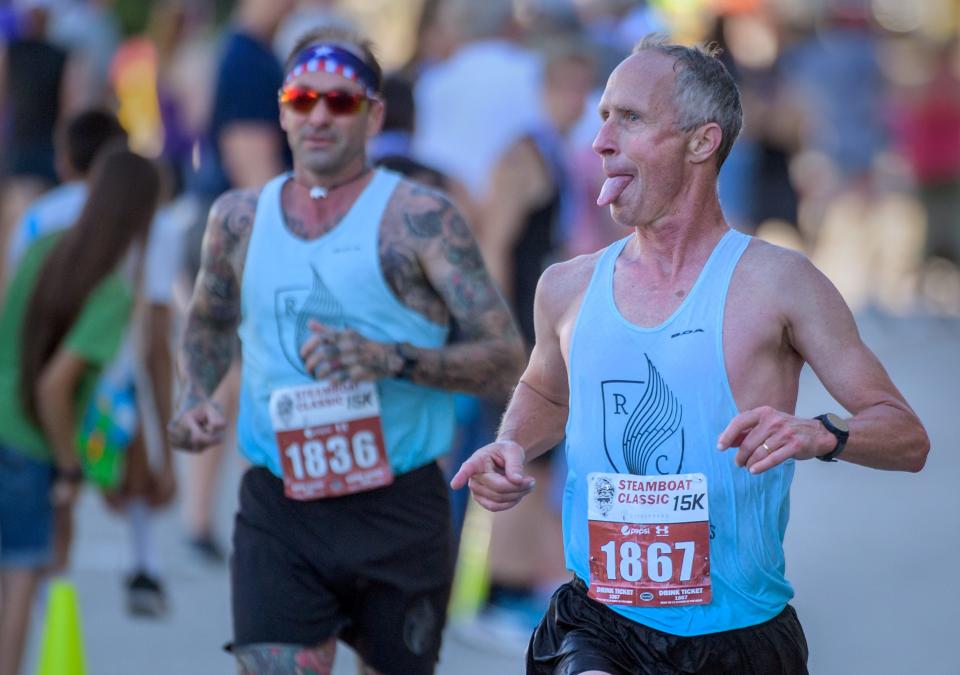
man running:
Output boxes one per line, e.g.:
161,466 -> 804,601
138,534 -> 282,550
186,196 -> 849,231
452,37 -> 930,675
168,27 -> 524,675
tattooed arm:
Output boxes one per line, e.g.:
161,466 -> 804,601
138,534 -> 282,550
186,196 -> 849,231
394,184 -> 525,398
301,182 -> 525,399
168,189 -> 256,451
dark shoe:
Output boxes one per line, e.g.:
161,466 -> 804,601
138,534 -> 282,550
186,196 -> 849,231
187,533 -> 226,565
126,571 -> 168,618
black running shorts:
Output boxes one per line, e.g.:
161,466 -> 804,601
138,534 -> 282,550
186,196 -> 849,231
527,577 -> 809,675
231,462 -> 453,675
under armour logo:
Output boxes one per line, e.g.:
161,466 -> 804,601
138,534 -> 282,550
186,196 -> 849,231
655,525 -> 670,536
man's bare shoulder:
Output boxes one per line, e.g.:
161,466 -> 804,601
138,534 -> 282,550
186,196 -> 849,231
384,177 -> 476,251
740,238 -> 821,286
202,188 -> 261,270
203,189 -> 260,270
389,177 -> 459,220
736,237 -> 839,314
537,250 -> 605,317
208,188 -> 259,238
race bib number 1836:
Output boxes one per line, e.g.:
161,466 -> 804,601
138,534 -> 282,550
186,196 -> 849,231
587,472 -> 711,607
270,380 -> 393,501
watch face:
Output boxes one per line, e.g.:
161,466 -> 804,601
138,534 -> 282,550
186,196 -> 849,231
825,412 -> 848,433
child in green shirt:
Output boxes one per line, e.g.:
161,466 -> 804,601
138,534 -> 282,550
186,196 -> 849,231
0,148 -> 160,675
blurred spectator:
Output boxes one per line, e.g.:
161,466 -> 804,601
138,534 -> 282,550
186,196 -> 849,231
0,148 -> 160,675
49,0 -> 122,107
273,0 -> 356,65
779,7 -> 896,309
781,10 -> 888,190
575,0 -> 666,73
894,40 -> 960,266
712,10 -> 805,240
369,74 -> 418,162
369,72 -> 474,213
706,13 -> 757,233
0,0 -> 81,184
398,0 -> 459,79
480,39 -> 594,340
191,0 -> 294,197
110,37 -> 165,157
5,109 -> 183,618
0,0 -> 84,274
412,0 -> 542,207
5,111 -> 125,272
0,6 -> 16,40
147,1 -> 218,194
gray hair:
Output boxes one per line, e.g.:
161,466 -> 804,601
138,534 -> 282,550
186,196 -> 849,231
633,35 -> 742,170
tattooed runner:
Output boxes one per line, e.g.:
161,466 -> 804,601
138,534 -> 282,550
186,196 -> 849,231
167,27 -> 524,675
452,37 -> 930,675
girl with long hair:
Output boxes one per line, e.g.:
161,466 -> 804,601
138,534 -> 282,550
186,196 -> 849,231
0,148 -> 160,675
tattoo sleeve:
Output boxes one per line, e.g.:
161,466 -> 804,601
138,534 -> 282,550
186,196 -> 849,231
179,190 -> 256,403
400,187 -> 526,399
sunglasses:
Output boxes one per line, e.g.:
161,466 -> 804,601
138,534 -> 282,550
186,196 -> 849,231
278,87 -> 369,116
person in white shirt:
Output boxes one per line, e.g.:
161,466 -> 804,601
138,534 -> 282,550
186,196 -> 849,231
412,0 -> 542,205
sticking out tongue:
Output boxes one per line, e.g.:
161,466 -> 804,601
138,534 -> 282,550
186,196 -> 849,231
597,175 -> 632,207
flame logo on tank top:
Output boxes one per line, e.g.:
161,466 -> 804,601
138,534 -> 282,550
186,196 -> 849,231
274,266 -> 345,374
601,355 -> 684,475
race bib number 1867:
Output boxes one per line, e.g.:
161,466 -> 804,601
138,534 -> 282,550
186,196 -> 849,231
587,472 -> 711,607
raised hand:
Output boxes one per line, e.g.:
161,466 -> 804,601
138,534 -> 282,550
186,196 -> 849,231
450,439 -> 536,512
717,406 -> 832,474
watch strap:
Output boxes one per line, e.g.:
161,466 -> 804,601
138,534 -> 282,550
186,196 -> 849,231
395,343 -> 419,380
815,414 -> 848,462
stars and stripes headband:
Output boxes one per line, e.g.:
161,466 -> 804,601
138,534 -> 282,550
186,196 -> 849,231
284,44 -> 380,96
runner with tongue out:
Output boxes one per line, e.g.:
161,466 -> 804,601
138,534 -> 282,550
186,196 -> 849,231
596,174 -> 632,208
452,35 -> 928,675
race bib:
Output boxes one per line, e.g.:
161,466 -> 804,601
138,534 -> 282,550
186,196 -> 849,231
269,380 -> 393,500
587,472 -> 711,607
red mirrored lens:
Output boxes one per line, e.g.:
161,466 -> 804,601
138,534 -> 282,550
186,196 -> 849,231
280,88 -> 319,113
324,91 -> 366,115
279,88 -> 366,116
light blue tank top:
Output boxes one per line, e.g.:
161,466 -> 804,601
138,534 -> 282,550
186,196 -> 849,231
562,229 -> 795,636
237,169 -> 455,477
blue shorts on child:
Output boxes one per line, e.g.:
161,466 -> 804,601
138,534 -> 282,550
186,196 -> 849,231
0,443 -> 54,568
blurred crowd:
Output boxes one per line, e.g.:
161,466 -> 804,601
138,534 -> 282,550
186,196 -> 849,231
0,0 -> 958,667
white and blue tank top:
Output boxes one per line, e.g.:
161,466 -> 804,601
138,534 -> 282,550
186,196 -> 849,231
237,169 -> 455,476
562,229 -> 795,635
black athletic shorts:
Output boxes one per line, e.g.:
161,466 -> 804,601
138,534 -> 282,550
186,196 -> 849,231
527,577 -> 809,675
231,462 -> 453,675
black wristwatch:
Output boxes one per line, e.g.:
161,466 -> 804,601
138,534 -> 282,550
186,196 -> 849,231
394,343 -> 419,380
815,413 -> 849,462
